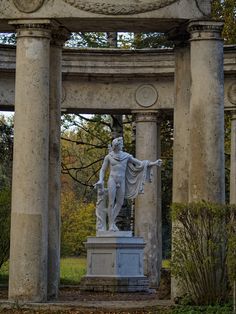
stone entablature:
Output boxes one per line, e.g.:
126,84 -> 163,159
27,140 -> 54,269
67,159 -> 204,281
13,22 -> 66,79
0,0 -> 210,32
0,45 -> 235,113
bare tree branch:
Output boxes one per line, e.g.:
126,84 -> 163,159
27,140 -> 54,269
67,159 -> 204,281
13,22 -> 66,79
77,114 -> 112,130
61,137 -> 108,149
61,163 -> 94,188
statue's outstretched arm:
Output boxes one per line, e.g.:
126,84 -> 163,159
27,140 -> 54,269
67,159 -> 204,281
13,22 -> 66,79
94,155 -> 109,187
130,155 -> 162,167
129,156 -> 143,167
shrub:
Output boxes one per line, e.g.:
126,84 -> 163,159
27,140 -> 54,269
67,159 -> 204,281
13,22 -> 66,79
0,188 -> 11,268
227,206 -> 236,283
171,202 -> 235,305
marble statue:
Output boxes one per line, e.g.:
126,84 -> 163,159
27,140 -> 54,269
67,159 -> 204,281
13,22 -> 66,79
95,137 -> 162,232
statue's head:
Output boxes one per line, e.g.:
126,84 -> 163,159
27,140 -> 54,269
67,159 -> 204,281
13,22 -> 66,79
112,137 -> 123,151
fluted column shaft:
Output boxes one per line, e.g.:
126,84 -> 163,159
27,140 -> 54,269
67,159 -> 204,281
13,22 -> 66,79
188,20 -> 225,203
9,22 -> 51,302
134,110 -> 161,287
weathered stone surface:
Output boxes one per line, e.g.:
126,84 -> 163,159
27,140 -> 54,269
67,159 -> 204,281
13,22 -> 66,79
9,25 -> 51,302
0,46 -> 235,113
171,44 -> 190,300
172,44 -> 190,204
228,83 -> 236,106
82,236 -> 149,292
134,111 -> 162,288
188,20 -> 225,203
13,0 -> 45,13
0,0 -> 211,32
47,29 -> 68,300
135,84 -> 158,108
80,276 -> 149,292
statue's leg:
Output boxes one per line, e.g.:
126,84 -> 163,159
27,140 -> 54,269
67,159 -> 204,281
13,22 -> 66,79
112,181 -> 125,230
107,177 -> 117,230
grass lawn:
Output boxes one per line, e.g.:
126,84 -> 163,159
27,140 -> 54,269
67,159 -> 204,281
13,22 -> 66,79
0,257 -> 87,286
60,257 -> 87,285
0,258 -> 169,285
0,261 -> 8,284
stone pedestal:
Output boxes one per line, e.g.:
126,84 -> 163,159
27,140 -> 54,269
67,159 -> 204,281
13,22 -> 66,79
80,235 -> 149,292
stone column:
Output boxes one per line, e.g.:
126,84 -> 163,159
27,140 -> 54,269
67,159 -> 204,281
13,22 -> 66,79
230,112 -> 236,204
134,110 -> 162,288
188,20 -> 225,203
9,21 -> 51,302
47,28 -> 68,300
171,42 -> 190,298
172,42 -> 190,204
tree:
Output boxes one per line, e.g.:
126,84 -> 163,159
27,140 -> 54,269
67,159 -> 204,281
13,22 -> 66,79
0,116 -> 13,268
212,0 -> 236,44
61,190 -> 96,256
0,115 -> 13,188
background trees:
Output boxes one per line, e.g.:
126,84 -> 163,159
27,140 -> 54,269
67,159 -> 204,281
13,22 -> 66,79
0,116 -> 13,268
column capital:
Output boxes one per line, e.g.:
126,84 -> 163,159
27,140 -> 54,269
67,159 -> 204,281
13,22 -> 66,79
187,20 -> 224,41
9,19 -> 59,39
132,110 -> 160,123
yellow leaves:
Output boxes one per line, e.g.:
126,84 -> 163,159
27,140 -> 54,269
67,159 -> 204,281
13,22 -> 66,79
61,190 -> 96,257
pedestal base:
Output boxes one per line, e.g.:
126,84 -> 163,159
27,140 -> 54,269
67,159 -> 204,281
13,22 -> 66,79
80,276 -> 149,292
80,236 -> 149,292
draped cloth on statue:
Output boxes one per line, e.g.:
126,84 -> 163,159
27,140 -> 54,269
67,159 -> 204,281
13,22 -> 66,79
125,160 -> 152,199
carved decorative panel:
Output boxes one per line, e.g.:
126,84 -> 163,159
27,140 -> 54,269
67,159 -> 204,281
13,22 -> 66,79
228,83 -> 236,106
136,85 -> 158,108
63,0 -> 179,15
13,0 -> 44,13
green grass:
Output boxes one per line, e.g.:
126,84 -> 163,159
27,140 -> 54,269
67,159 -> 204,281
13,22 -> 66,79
171,304 -> 233,314
0,258 -> 168,285
0,261 -> 9,284
60,257 -> 87,285
0,257 -> 87,285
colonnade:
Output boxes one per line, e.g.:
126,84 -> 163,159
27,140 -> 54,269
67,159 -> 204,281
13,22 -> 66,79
7,18 -> 233,302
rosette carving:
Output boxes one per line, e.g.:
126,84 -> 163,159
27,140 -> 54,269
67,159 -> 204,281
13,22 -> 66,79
13,0 -> 44,13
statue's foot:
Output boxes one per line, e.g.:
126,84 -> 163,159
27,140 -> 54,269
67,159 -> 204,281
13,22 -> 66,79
97,226 -> 107,232
109,223 -> 119,232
